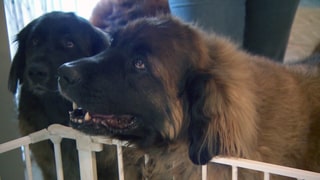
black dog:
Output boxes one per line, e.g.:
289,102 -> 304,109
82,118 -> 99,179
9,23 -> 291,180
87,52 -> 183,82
8,11 -> 109,180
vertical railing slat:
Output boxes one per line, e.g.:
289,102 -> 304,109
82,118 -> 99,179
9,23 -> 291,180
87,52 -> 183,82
78,150 -> 98,180
23,145 -> 33,180
202,165 -> 207,180
76,135 -> 103,180
264,172 -> 270,180
117,144 -> 124,180
144,154 -> 149,180
232,166 -> 238,180
50,136 -> 64,180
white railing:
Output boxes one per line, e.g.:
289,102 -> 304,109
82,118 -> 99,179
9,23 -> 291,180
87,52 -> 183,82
1,124 -> 320,180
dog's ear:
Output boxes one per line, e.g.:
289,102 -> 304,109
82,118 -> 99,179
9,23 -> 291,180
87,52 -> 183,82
183,71 -> 220,165
183,38 -> 258,165
8,20 -> 37,94
73,13 -> 109,55
90,27 -> 110,55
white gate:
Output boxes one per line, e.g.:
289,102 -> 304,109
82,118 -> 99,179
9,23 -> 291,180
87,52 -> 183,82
1,124 -> 320,180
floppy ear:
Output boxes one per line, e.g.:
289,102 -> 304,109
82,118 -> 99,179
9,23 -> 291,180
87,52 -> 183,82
184,71 -> 220,165
90,27 -> 110,54
183,37 -> 258,165
75,13 -> 110,55
8,20 -> 36,94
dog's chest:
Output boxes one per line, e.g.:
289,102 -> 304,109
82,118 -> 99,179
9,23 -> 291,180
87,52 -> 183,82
124,145 -> 201,180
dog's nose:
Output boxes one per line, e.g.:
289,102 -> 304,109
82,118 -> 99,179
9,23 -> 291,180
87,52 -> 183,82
58,63 -> 81,86
27,64 -> 49,83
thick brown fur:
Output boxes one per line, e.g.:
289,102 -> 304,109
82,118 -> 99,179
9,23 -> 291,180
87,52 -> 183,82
90,0 -> 170,32
8,11 -> 110,180
58,15 -> 320,179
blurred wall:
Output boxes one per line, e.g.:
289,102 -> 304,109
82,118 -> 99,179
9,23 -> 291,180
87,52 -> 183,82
0,1 -> 25,179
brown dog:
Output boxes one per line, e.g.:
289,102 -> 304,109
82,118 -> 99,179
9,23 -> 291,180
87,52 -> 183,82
8,11 -> 109,180
58,15 -> 320,179
90,0 -> 170,32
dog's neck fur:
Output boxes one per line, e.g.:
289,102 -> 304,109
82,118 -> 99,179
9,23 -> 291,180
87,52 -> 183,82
123,140 -> 202,179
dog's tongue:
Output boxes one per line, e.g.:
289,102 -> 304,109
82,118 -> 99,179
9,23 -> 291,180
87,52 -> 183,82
69,108 -> 135,129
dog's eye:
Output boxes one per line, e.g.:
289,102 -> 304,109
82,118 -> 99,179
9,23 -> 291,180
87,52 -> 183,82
64,40 -> 74,48
133,58 -> 146,71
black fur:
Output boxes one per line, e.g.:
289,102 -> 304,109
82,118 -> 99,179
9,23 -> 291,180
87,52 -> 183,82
183,72 -> 221,165
8,11 -> 109,180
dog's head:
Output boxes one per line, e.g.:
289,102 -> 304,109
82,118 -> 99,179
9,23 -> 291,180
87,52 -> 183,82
59,16 -> 257,165
8,11 -> 109,95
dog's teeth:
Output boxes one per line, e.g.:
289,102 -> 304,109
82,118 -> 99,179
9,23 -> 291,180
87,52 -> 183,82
84,112 -> 91,121
72,102 -> 78,110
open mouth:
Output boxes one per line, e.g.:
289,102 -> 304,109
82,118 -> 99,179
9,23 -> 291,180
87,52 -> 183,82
69,102 -> 138,133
